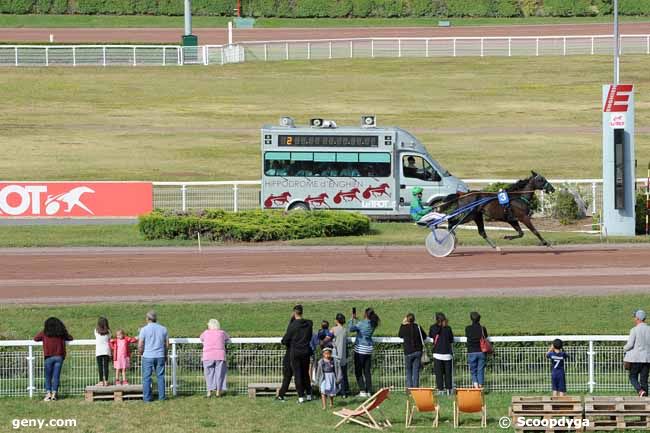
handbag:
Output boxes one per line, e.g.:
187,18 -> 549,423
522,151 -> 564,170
416,324 -> 431,365
479,327 -> 494,354
624,361 -> 631,370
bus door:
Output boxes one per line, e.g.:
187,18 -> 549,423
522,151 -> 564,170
398,153 -> 443,209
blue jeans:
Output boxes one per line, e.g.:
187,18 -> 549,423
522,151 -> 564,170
142,357 -> 166,401
468,352 -> 486,386
44,356 -> 64,393
404,352 -> 422,388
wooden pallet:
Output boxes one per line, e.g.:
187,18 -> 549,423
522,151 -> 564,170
247,382 -> 296,399
512,396 -> 583,414
585,415 -> 650,431
84,385 -> 143,402
585,396 -> 650,414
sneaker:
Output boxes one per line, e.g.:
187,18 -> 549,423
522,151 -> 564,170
50,393 -> 57,401
43,393 -> 52,402
640,390 -> 647,397
306,394 -> 313,401
357,392 -> 368,398
123,380 -> 129,385
274,396 -> 286,402
298,397 -> 305,404
115,380 -> 122,386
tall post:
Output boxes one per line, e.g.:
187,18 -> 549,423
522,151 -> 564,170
233,184 -> 239,212
588,340 -> 595,393
614,0 -> 620,84
181,185 -> 187,212
27,345 -> 34,399
228,21 -> 233,45
184,0 -> 192,37
171,342 -> 178,397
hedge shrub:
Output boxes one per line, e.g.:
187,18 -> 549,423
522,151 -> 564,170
636,192 -> 648,235
409,0 -> 433,16
351,0 -> 373,17
446,0 -> 492,17
138,209 -> 371,242
495,0 -> 521,17
620,0 -> 650,15
543,0 -> 592,16
50,0 -> 67,13
328,0 -> 353,17
552,190 -> 581,224
34,0 -> 51,13
373,0 -> 405,17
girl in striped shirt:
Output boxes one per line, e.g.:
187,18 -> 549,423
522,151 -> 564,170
349,307 -> 380,397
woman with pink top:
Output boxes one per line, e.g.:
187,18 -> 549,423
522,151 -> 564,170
200,319 -> 230,397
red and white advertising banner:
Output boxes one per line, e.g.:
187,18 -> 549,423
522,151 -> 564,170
0,182 -> 152,218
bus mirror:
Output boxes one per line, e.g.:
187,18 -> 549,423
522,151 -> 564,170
280,116 -> 295,127
361,115 -> 376,128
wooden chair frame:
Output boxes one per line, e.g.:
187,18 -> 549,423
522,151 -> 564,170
453,388 -> 487,429
334,388 -> 392,431
405,387 -> 440,428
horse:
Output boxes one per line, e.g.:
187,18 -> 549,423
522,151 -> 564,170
436,171 -> 555,250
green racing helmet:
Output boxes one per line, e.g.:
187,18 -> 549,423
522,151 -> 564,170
412,186 -> 423,195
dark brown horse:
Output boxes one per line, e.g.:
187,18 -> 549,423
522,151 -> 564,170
436,171 -> 555,250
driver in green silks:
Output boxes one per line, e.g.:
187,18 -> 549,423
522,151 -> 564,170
410,187 -> 433,221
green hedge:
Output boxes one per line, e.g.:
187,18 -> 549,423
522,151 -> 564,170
1,0 -> 645,17
637,192 -> 648,235
138,209 -> 371,242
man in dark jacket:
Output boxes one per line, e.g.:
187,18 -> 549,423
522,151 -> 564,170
279,304 -> 313,403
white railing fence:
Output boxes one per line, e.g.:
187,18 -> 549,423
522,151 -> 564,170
1,35 -> 649,67
152,178 -> 648,217
0,335 -> 630,398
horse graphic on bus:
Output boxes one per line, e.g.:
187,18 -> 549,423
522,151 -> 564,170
264,192 -> 291,208
362,183 -> 390,199
305,193 -> 329,207
333,188 -> 361,204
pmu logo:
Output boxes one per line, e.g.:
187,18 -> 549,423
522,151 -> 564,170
604,84 -> 633,112
0,185 -> 95,216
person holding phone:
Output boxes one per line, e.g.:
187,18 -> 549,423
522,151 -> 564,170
279,305 -> 313,403
349,307 -> 380,398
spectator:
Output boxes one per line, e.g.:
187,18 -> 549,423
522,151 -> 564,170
138,310 -> 169,402
350,307 -> 380,397
547,339 -> 568,396
276,315 -> 295,402
279,305 -> 313,403
110,329 -> 137,385
465,311 -> 488,388
331,313 -> 350,398
34,317 -> 73,401
200,319 -> 230,398
624,310 -> 650,397
430,312 -> 454,394
315,347 -> 341,410
398,313 -> 427,388
94,317 -> 111,387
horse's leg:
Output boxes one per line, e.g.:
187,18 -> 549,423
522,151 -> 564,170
519,215 -> 550,247
504,221 -> 524,241
475,213 -> 500,252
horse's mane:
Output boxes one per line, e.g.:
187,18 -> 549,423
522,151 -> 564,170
506,175 -> 533,192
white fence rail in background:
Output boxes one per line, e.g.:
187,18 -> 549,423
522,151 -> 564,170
0,335 -> 630,398
152,178 -> 648,216
2,35 -> 649,67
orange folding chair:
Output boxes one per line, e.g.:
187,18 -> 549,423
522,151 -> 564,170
334,387 -> 392,430
405,388 -> 439,428
453,388 -> 486,428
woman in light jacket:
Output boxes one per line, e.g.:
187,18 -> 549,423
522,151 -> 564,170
624,310 -> 650,397
349,307 -> 380,398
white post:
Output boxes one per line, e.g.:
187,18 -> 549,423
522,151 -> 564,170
453,38 -> 457,57
103,46 -> 106,66
563,36 -> 567,56
220,46 -> 224,65
307,42 -> 311,60
540,190 -> 546,215
228,21 -> 233,45
591,36 -> 595,55
329,41 -> 332,59
171,342 -> 178,397
371,39 -> 375,58
425,39 -> 428,58
588,340 -> 595,393
647,35 -> 649,55
233,184 -> 239,212
162,47 -> 166,66
203,45 -> 208,65
14,46 -> 18,66
72,46 -> 76,66
349,40 -> 353,58
398,39 -> 402,58
592,182 -> 597,215
285,42 -> 289,60
184,0 -> 192,36
508,37 -> 511,57
27,345 -> 34,399
536,37 -> 539,56
181,185 -> 187,212
197,232 -> 202,253
264,43 -> 268,61
614,0 -> 620,83
133,46 -> 137,66
480,38 -> 484,57
45,46 -> 49,66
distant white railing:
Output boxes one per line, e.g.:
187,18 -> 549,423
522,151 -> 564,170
0,335 -> 631,398
152,178 -> 648,216
1,34 -> 649,67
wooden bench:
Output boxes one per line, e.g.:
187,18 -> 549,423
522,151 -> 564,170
510,396 -> 584,432
247,382 -> 295,399
584,396 -> 650,431
84,384 -> 143,402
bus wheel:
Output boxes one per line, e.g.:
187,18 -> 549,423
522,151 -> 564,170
288,202 -> 309,212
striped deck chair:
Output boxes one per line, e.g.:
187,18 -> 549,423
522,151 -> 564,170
334,387 -> 392,430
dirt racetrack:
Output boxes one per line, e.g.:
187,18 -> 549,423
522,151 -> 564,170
2,22 -> 650,44
1,244 -> 649,304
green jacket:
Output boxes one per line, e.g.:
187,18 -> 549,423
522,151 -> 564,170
410,196 -> 432,221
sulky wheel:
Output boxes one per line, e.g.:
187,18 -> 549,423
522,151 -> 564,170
425,229 -> 456,258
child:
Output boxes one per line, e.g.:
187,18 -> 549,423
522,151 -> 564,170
109,329 -> 137,385
547,338 -> 568,396
315,347 -> 341,410
310,320 -> 335,392
94,317 -> 111,387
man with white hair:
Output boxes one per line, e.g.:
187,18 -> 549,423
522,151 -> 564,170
624,309 -> 650,397
138,310 -> 169,402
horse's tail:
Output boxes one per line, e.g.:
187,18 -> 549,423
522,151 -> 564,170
429,193 -> 459,212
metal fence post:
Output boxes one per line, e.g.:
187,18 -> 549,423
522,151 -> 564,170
103,46 -> 107,66
480,38 -> 484,57
592,182 -> 597,215
27,345 -> 34,399
349,40 -> 353,58
307,42 -> 311,60
588,340 -> 595,393
425,39 -> 428,58
329,41 -> 332,59
162,47 -> 166,66
563,36 -> 567,56
72,46 -> 76,66
536,37 -> 539,56
285,42 -> 289,60
203,45 -> 208,65
453,38 -> 457,57
540,190 -> 545,215
508,37 -> 511,57
398,39 -> 402,58
371,39 -> 375,58
233,184 -> 239,212
133,46 -> 137,66
591,36 -> 595,55
264,43 -> 268,61
181,185 -> 187,212
171,342 -> 178,397
14,46 -> 18,66
45,47 -> 49,66
178,47 -> 182,65
647,35 -> 649,55
220,46 -> 224,65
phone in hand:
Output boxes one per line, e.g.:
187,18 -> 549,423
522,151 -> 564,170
352,307 -> 356,316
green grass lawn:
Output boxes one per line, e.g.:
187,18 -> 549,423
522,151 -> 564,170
0,56 -> 649,182
1,14 -> 649,28
1,293 -> 648,339
0,221 -> 648,248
